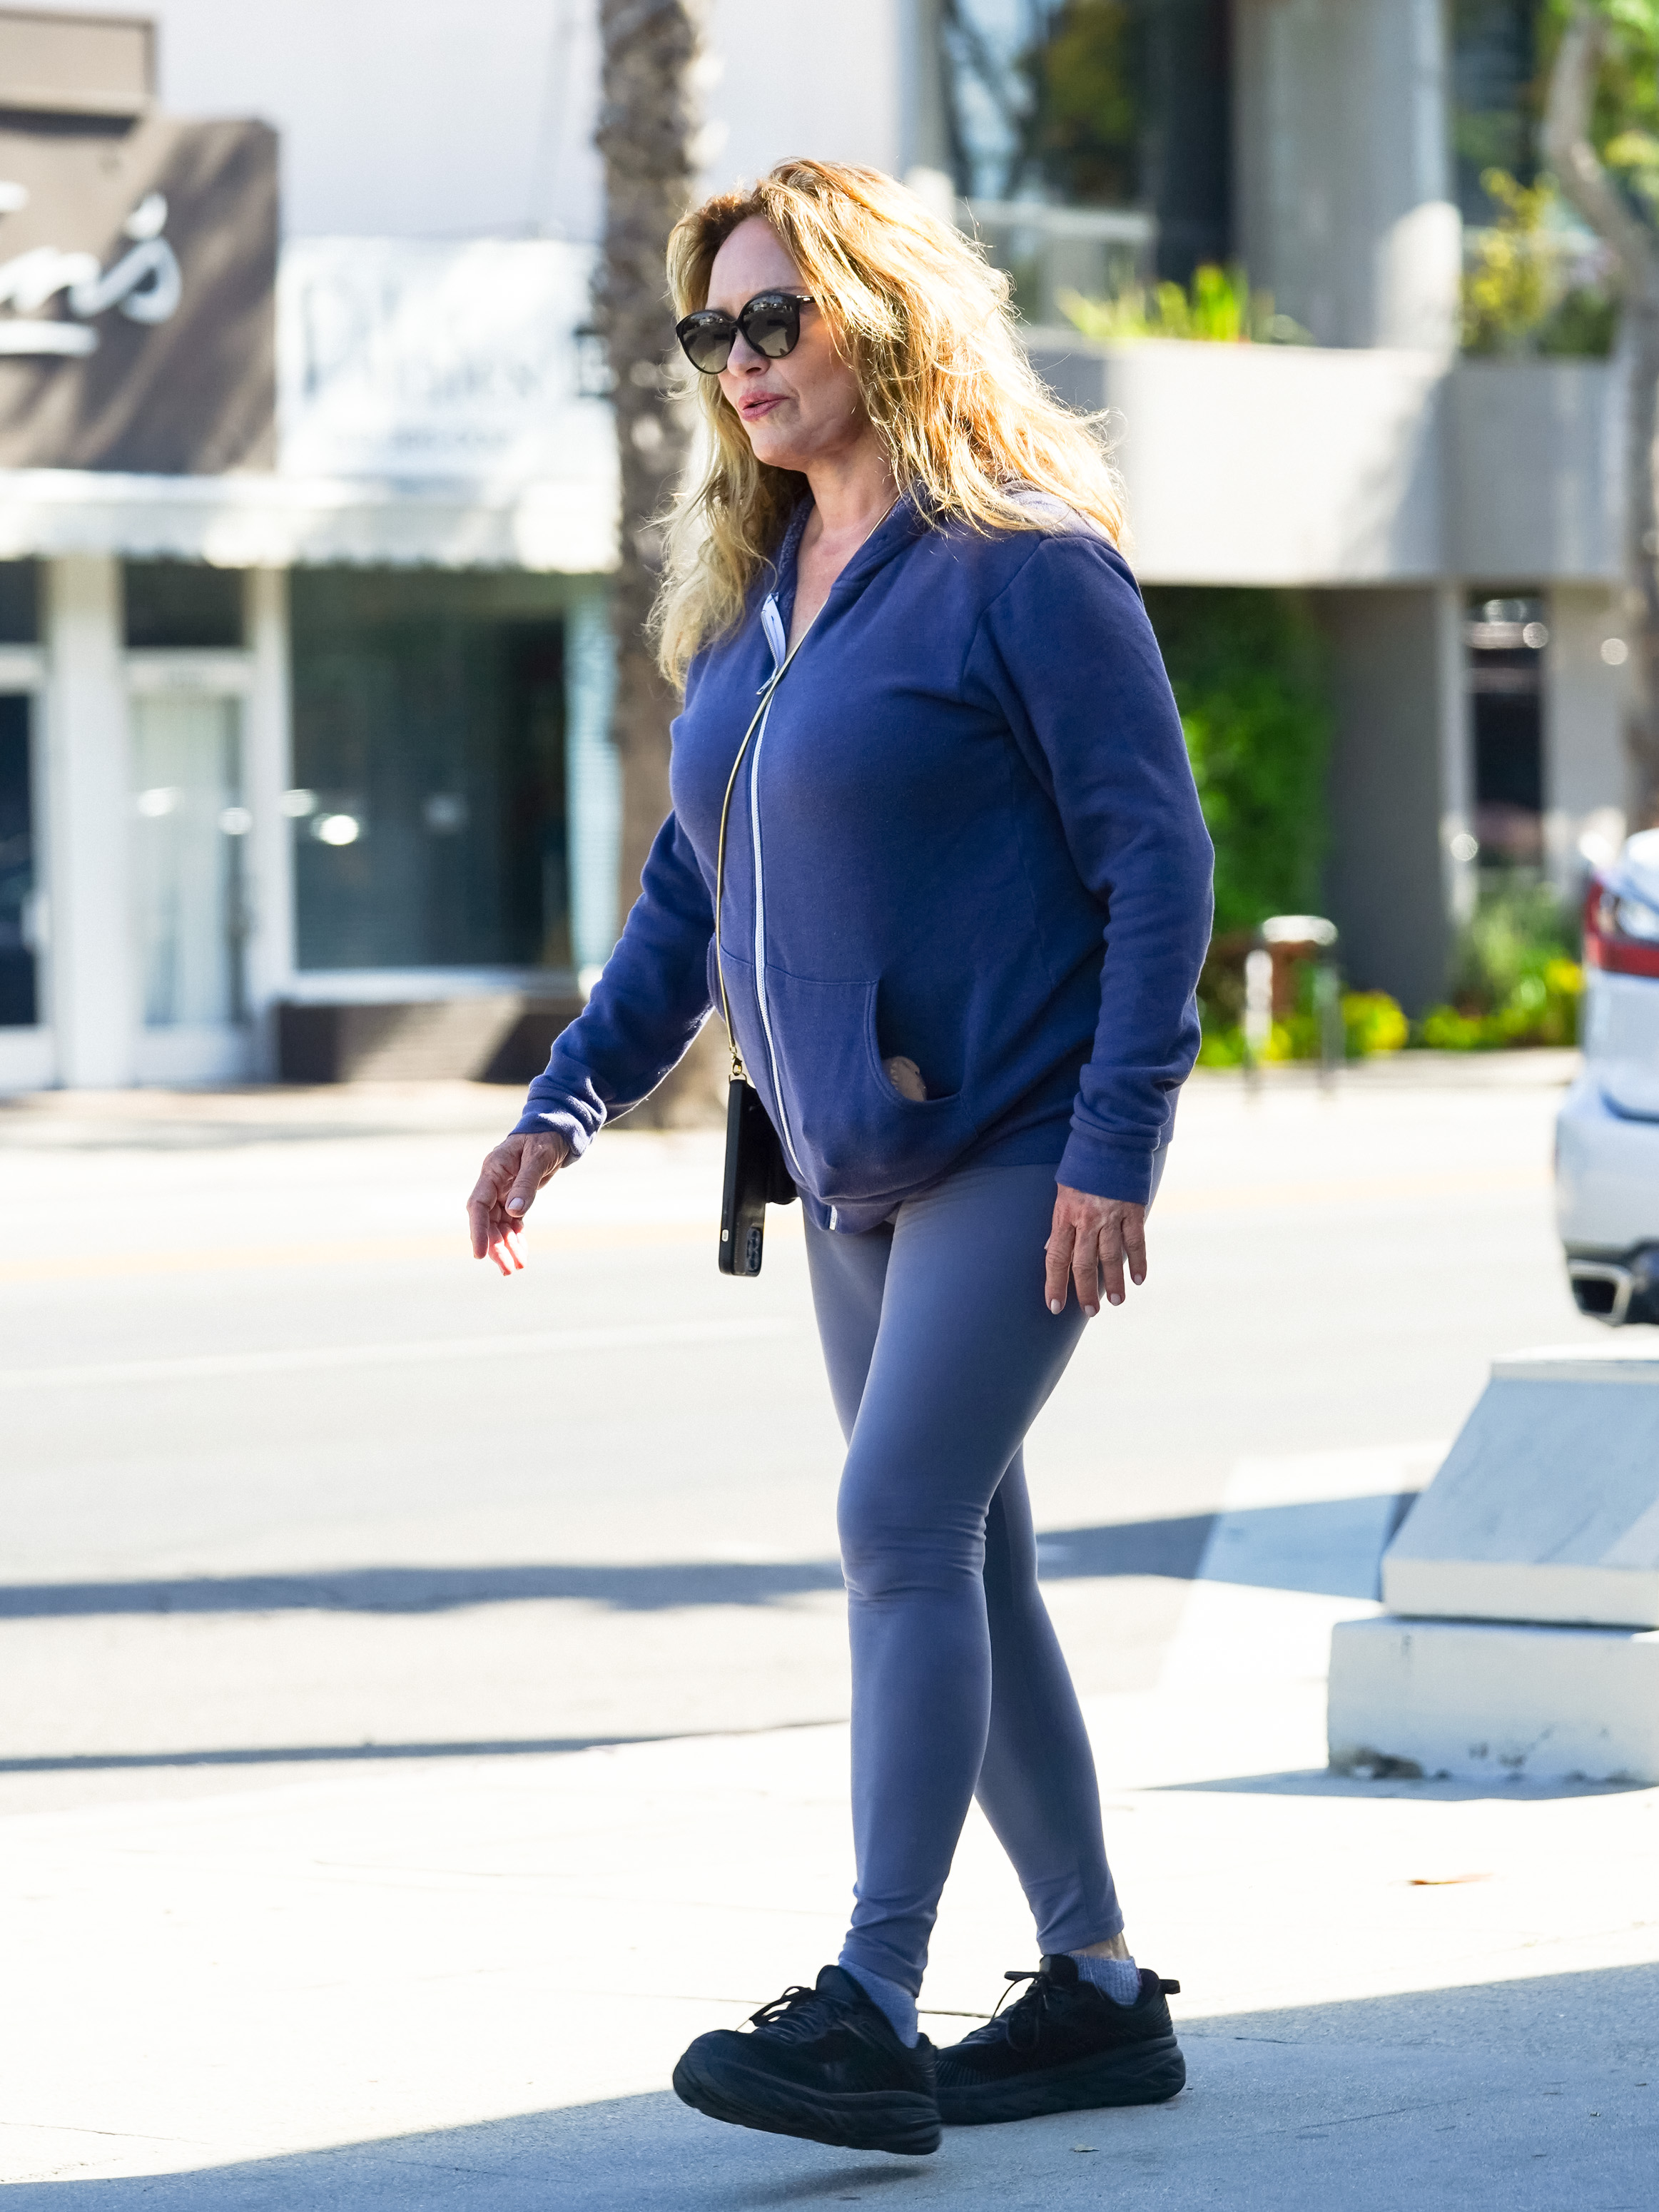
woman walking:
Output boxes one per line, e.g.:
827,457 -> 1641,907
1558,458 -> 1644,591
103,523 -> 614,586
467,160 -> 1213,2158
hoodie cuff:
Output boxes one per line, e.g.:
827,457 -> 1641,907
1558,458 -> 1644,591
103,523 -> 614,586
1056,1130 -> 1157,1207
509,1107 -> 592,1158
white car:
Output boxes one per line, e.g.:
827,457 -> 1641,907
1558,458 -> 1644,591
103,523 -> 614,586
1557,828 -> 1659,1324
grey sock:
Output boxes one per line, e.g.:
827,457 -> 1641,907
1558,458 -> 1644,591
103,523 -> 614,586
840,1958 -> 919,2046
1073,1951 -> 1141,2006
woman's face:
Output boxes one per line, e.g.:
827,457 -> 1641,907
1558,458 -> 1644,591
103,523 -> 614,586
705,216 -> 867,474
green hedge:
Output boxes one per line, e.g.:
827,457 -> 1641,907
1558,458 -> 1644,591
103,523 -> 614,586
1143,587 -> 1333,938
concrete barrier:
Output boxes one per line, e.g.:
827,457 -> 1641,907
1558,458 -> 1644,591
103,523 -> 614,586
1329,1615 -> 1659,1783
1328,1342 -> 1659,1782
1383,1346 -> 1659,1629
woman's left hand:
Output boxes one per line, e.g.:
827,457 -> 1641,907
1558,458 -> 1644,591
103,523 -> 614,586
1045,1187 -> 1147,1318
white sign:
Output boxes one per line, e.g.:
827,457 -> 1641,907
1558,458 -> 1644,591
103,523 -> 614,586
278,238 -> 616,485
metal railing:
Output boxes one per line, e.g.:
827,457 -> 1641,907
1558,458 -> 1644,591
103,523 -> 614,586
961,198 -> 1157,326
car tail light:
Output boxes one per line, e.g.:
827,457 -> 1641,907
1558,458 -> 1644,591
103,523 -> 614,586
1584,876 -> 1659,978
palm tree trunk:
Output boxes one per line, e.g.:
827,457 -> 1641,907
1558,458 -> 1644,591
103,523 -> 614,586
594,0 -> 724,1122
1546,4 -> 1659,827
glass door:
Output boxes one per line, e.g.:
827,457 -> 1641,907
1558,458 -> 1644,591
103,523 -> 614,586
131,693 -> 249,1030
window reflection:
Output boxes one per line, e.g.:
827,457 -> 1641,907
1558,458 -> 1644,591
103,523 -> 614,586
938,0 -> 1230,282
131,694 -> 246,1028
290,569 -> 572,975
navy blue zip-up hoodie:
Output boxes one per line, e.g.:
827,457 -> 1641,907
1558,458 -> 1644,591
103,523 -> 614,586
513,492 -> 1214,1233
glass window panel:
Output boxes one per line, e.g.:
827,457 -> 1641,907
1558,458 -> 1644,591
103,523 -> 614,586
1466,589 -> 1546,871
0,562 -> 38,645
124,562 -> 245,649
940,1 -> 1229,280
0,694 -> 36,1026
1451,1 -> 1539,225
290,569 -> 570,973
131,694 -> 246,1026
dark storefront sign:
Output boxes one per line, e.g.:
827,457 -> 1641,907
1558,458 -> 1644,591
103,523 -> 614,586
0,83 -> 276,470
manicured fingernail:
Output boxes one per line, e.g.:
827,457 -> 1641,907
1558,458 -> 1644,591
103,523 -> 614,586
1108,1292 -> 1123,1306
1049,1300 -> 1064,1315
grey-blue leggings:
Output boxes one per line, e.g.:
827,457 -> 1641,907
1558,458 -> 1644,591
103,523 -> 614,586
804,1160 -> 1127,2003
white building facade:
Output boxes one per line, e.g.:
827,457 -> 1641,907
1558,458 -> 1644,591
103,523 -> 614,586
0,0 -> 1637,1097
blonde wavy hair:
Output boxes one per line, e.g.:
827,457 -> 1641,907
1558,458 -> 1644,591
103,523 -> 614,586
654,158 -> 1127,687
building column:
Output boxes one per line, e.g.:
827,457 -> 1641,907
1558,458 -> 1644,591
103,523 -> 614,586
900,0 -> 950,178
563,582 -> 621,993
44,554 -> 135,1088
1436,580 -> 1476,929
1234,0 -> 1459,352
1544,584 -> 1633,898
1323,585 -> 1456,1015
243,566 -> 295,1075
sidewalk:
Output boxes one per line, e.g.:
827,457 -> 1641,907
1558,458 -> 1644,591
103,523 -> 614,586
0,1043 -> 1588,1156
6,1439 -> 1655,2207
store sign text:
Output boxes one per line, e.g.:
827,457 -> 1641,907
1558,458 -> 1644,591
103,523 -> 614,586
0,182 -> 181,356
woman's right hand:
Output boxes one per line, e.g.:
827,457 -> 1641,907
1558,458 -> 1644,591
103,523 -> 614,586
467,1131 -> 569,1275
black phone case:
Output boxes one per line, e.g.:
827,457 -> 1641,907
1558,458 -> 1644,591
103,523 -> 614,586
719,1078 -> 796,1276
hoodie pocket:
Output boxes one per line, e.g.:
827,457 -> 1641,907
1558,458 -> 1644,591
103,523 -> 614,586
763,968 -> 976,1202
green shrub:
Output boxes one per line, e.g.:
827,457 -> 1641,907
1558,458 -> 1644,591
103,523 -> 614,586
1461,168 -> 1619,358
1151,588 -> 1335,1067
1343,990 -> 1410,1057
1416,960 -> 1583,1048
1144,588 -> 1334,940
1196,1023 -> 1249,1070
1058,265 -> 1310,346
1194,986 -> 1406,1067
1414,883 -> 1585,1048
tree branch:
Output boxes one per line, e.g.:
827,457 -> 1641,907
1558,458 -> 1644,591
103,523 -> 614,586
1546,4 -> 1659,823
1543,4 -> 1659,300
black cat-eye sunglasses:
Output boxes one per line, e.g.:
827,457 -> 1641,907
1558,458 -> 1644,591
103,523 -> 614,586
675,290 -> 816,375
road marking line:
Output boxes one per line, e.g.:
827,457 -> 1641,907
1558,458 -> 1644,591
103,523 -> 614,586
0,1318 -> 794,1392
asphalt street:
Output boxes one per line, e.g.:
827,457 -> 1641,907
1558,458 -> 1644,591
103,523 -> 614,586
0,1055 -> 1606,1805
4,1054 -> 1655,2206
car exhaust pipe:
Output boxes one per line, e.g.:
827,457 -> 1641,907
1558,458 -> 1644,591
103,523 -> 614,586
1568,1249 -> 1659,1326
1569,1260 -> 1637,1325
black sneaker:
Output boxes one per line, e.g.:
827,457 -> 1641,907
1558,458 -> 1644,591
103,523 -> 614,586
935,1954 -> 1184,2126
672,1966 -> 940,2156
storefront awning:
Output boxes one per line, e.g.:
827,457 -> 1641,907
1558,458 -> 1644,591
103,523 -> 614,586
0,465 -> 619,572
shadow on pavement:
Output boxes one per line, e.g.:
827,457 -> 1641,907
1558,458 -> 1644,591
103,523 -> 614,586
0,1718 -> 856,1777
9,1966 -> 1655,2209
0,1495 -> 1419,1621
0,1734 -> 668,1775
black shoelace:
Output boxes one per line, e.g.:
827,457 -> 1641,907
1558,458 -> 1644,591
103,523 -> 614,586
983,1967 -> 1058,2053
744,1984 -> 841,2044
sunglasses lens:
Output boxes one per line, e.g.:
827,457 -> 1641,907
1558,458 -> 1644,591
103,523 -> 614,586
740,295 -> 801,358
677,314 -> 735,374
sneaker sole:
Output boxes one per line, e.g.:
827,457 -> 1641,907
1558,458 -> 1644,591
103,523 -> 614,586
672,2050 -> 941,2156
937,2033 -> 1185,2126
